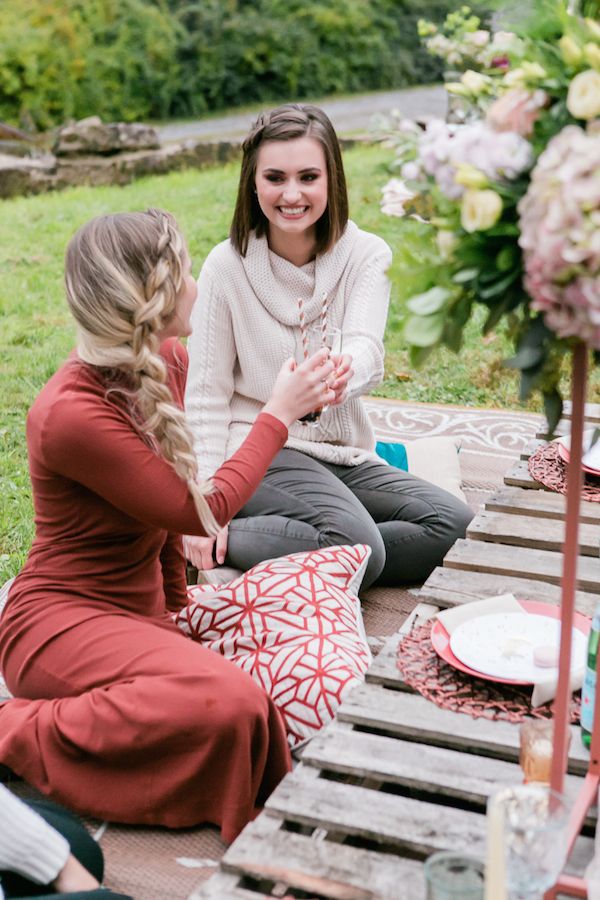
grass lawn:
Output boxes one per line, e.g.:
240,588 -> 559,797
0,142 -> 596,580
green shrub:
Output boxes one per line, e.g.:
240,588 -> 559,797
0,0 -> 180,130
0,0 -> 489,129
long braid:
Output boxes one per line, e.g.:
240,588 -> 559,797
132,213 -> 220,536
65,209 -> 220,537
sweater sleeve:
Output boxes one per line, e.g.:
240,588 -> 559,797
341,243 -> 392,400
0,786 -> 70,886
185,260 -> 236,481
41,388 -> 288,535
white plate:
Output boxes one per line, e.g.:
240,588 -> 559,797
449,612 -> 587,681
557,430 -> 600,473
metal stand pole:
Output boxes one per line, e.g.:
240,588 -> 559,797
546,342 -> 591,899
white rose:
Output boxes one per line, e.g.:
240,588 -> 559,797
584,42 -> 600,71
567,70 -> 600,119
436,230 -> 458,258
461,69 -> 489,94
461,189 -> 503,233
380,178 -> 416,218
465,29 -> 490,48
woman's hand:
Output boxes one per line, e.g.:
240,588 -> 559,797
53,854 -> 100,893
183,525 -> 229,570
328,353 -> 353,406
263,350 -> 336,427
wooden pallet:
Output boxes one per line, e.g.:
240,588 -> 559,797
190,408 -> 600,899
190,609 -> 595,898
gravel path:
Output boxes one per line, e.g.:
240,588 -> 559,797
157,85 -> 446,144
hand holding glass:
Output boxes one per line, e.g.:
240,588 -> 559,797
296,325 -> 342,426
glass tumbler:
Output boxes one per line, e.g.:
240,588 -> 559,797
424,850 -> 485,899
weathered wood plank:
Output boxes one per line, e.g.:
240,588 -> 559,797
301,724 -> 593,826
520,438 -> 546,460
443,539 -> 600,594
417,566 -> 599,617
485,486 -> 600,523
504,459 -> 544,489
189,871 -> 271,899
467,510 -> 599,556
565,401 -> 600,422
367,606 -> 438,688
266,765 -> 488,857
265,767 -> 593,877
335,682 -> 589,775
222,815 -> 425,900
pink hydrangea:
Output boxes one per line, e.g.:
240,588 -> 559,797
518,125 -> 600,347
417,119 -> 533,199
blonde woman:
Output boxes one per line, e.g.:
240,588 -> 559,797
0,209 -> 335,841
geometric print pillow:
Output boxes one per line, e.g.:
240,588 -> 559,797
174,544 -> 372,749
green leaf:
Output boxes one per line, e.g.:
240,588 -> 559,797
409,343 -> 436,368
519,366 -> 542,401
478,269 -> 521,300
496,246 -> 519,272
543,388 -> 563,437
482,223 -> 521,237
443,319 -> 464,353
404,312 -> 445,347
506,345 -> 545,371
406,286 -> 450,316
452,268 -> 479,284
482,290 -> 522,332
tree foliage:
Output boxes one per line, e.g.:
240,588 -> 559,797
0,0 -> 488,129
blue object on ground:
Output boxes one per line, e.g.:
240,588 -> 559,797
375,441 -> 408,471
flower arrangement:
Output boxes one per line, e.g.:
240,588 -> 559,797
418,6 -> 521,75
383,0 -> 600,428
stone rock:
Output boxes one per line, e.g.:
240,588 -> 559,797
53,116 -> 160,156
0,153 -> 57,198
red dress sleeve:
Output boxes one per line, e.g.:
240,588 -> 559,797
39,349 -> 288,537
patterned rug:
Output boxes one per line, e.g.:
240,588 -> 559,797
1,398 -> 542,900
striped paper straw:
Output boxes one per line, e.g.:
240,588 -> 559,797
320,291 -> 329,346
297,296 -> 309,359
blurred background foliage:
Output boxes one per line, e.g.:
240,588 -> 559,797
0,0 -> 488,130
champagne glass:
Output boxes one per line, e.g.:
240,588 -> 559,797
494,784 -> 571,899
296,325 -> 342,427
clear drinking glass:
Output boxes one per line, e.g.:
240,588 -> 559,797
494,784 -> 571,899
424,851 -> 485,899
296,325 -> 342,427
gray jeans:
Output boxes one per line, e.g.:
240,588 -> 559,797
226,448 -> 473,590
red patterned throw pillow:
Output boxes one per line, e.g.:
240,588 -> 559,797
174,544 -> 372,748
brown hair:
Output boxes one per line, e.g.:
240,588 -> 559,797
64,209 -> 219,535
230,104 -> 349,257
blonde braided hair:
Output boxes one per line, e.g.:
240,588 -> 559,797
65,209 -> 220,536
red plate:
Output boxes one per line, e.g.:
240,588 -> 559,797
430,599 -> 591,685
556,436 -> 600,477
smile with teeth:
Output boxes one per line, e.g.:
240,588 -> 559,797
278,206 -> 308,217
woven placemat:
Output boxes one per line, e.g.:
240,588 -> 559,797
528,442 -> 600,502
397,624 -> 581,724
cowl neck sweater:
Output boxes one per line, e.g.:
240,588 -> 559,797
185,221 -> 392,475
241,221 -> 361,326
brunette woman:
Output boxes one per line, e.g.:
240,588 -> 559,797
184,104 -> 473,587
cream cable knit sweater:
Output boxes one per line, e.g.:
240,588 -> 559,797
0,784 -> 70,896
186,221 -> 392,480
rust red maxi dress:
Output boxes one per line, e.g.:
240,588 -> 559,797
0,339 -> 292,842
